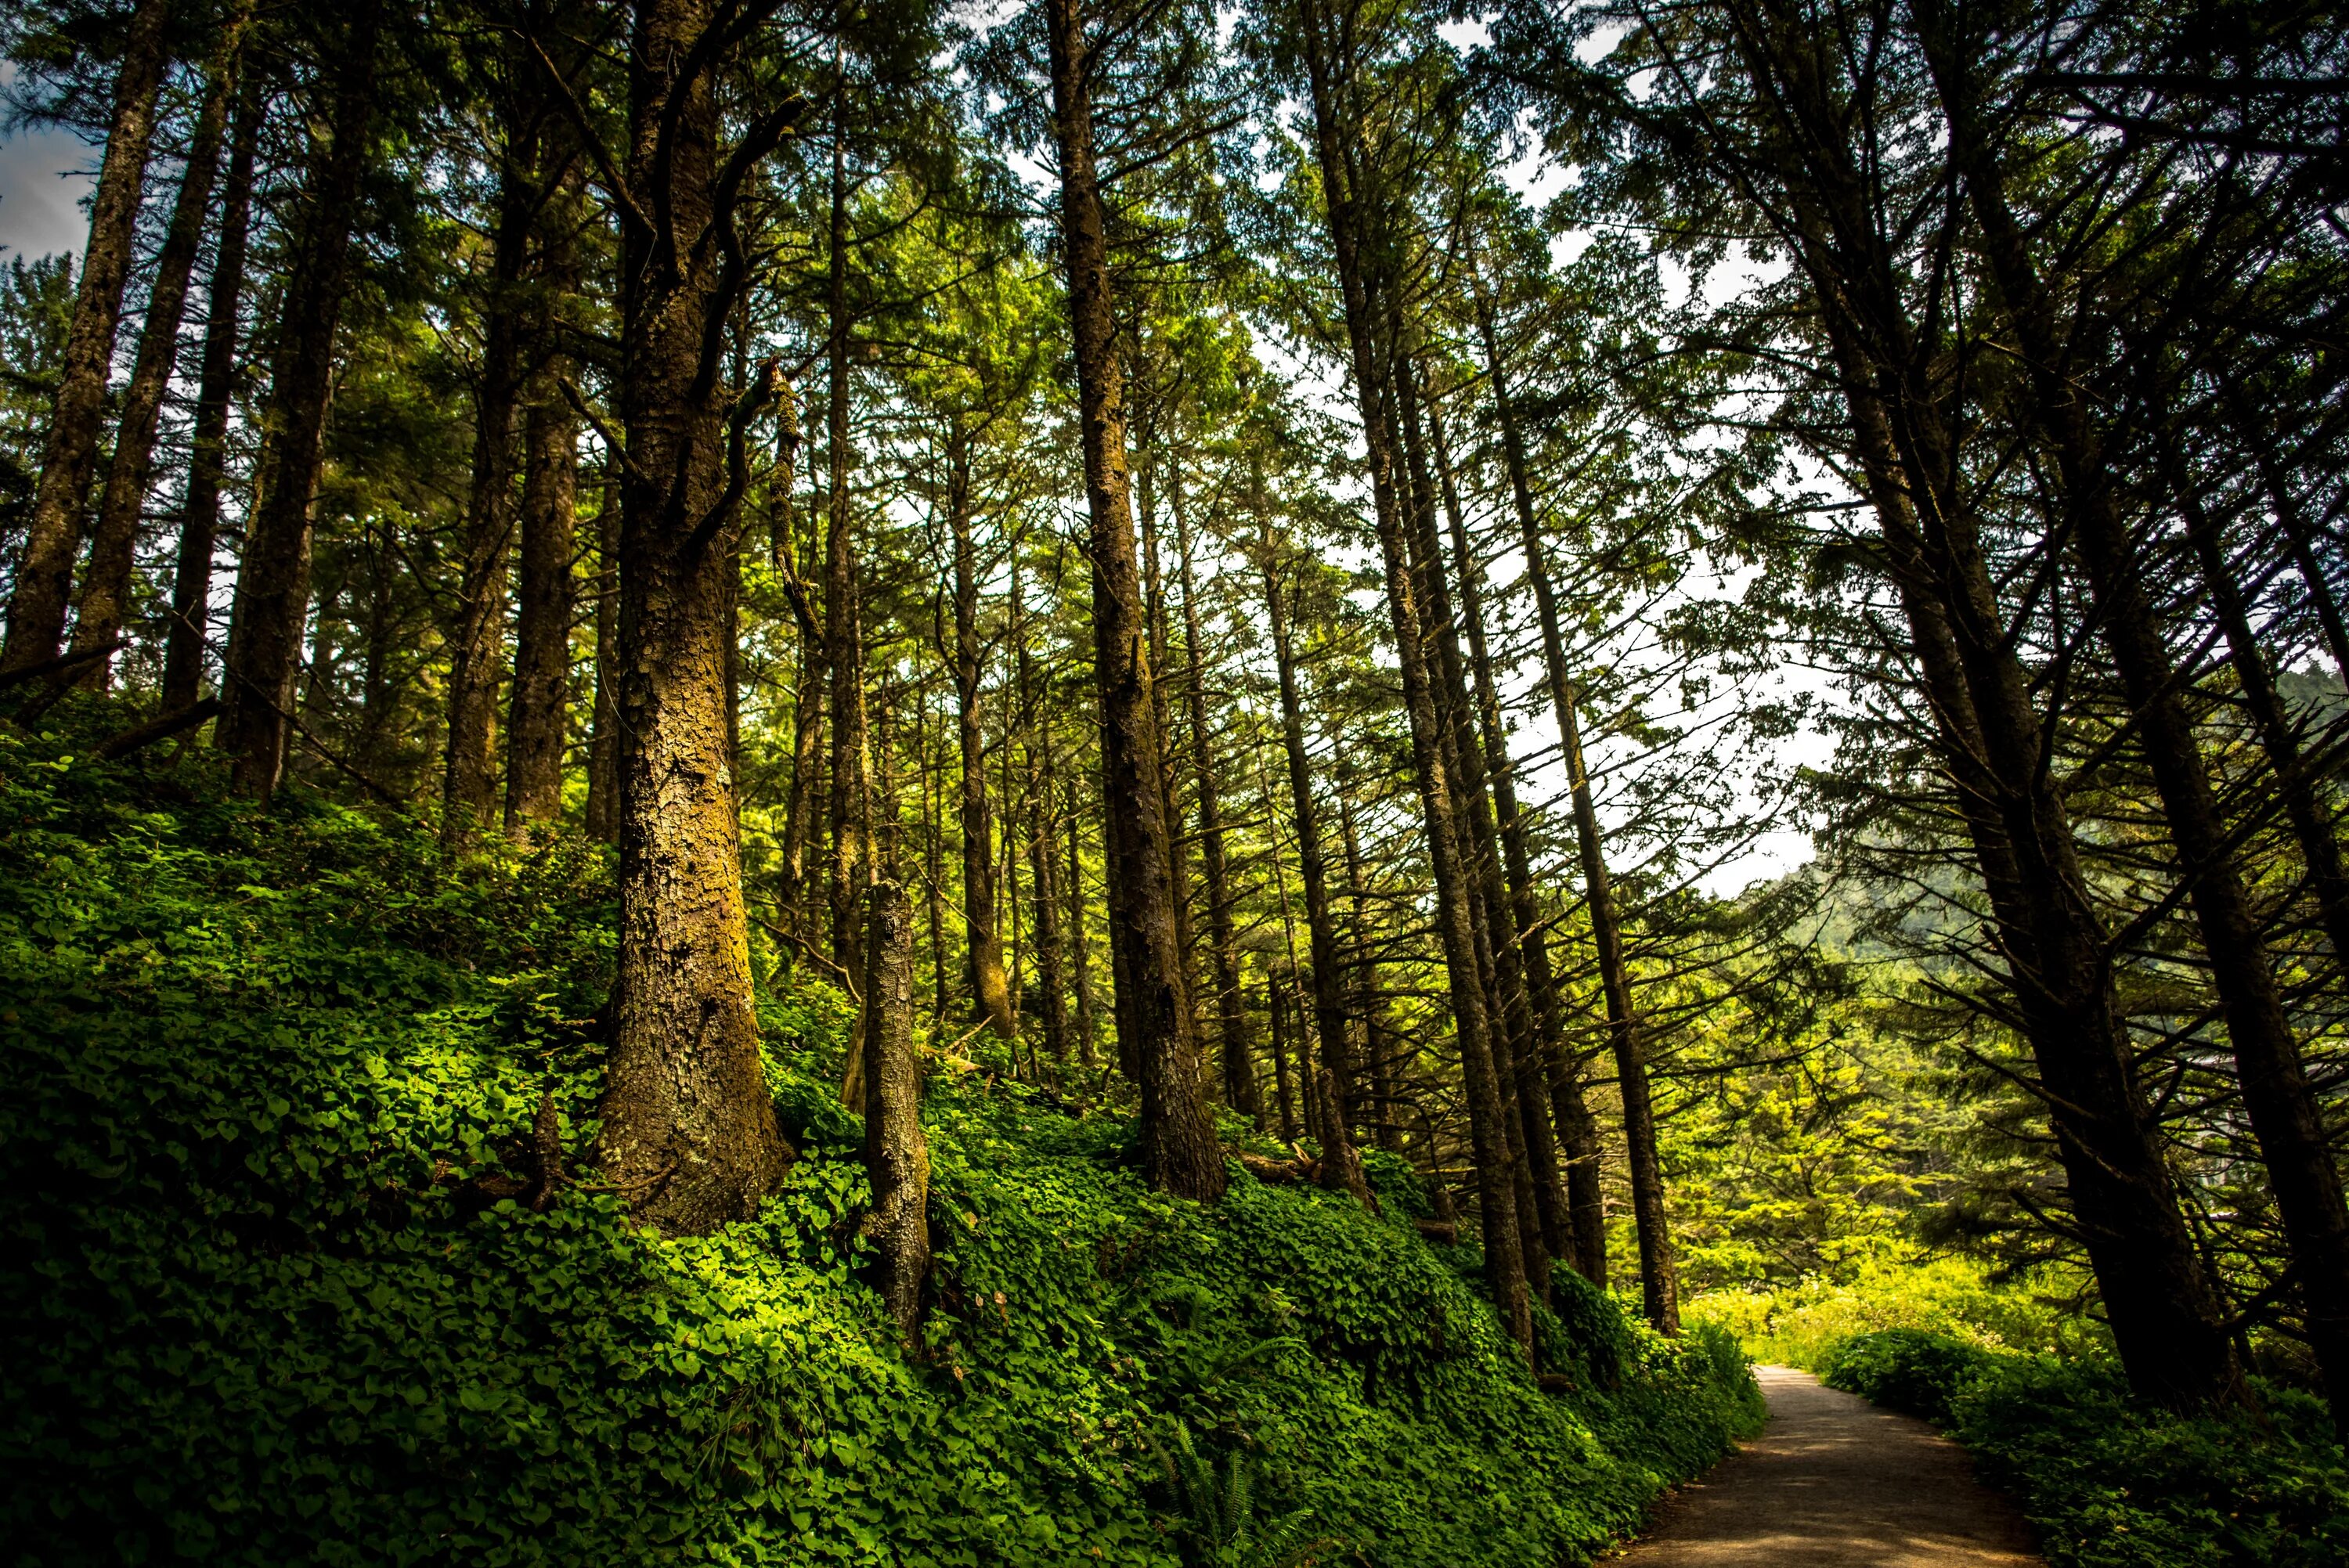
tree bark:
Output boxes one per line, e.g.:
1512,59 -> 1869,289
1293,0 -> 1526,1346
442,109 -> 543,843
1426,384 -> 1579,1284
947,428 -> 1015,1036
218,1 -> 384,798
162,70 -> 262,712
74,9 -> 252,683
824,124 -> 875,1001
1924,27 -> 2349,1429
589,0 -> 797,1234
1066,782 -> 1098,1071
584,466 -> 622,842
1174,470 -> 1253,1121
1262,539 -> 1373,1206
2,0 -> 173,674
1043,0 -> 1224,1200
505,164 -> 583,831
861,879 -> 929,1340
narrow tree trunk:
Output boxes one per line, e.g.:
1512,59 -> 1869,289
1427,385 -> 1577,1282
74,9 -> 252,683
860,878 -> 929,1340
779,504 -> 825,929
163,69 -> 262,712
2,0 -> 173,673
1471,268 -> 1651,1312
1044,0 -> 1223,1200
1067,785 -> 1098,1071
1261,537 -> 1373,1206
1174,470 -> 1252,1120
1337,783 -> 1400,1152
1268,970 -> 1300,1144
948,429 -> 1014,1036
824,124 -> 873,990
218,2 -> 384,798
584,467 -> 622,841
505,164 -> 583,831
1293,0 -> 1525,1347
590,0 -> 796,1234
1029,725 -> 1070,1065
442,112 -> 542,843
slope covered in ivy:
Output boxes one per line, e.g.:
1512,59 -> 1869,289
0,715 -> 1761,1567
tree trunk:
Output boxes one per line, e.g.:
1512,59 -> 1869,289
218,1 -> 384,798
1175,470 -> 1252,1121
505,165 -> 583,831
1028,724 -> 1070,1065
1926,30 -> 2348,1427
74,9 -> 252,683
1293,0 -> 1526,1348
584,467 -> 622,842
2,0 -> 173,674
1427,384 -> 1578,1283
824,124 -> 874,997
1067,784 -> 1098,1071
947,428 -> 1014,1036
1468,268 -> 1613,1285
442,110 -> 541,843
590,0 -> 797,1235
1262,539 -> 1373,1206
1043,0 -> 1223,1200
162,68 -> 263,712
860,878 -> 929,1339
1337,782 -> 1401,1152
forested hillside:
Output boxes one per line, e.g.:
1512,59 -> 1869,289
1,0 -> 2346,1563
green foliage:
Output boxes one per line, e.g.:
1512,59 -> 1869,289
0,718 -> 1756,1566
1819,1331 -> 2349,1568
1687,1255 -> 2109,1371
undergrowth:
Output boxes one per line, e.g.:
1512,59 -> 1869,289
0,711 -> 1760,1566
1820,1329 -> 2349,1568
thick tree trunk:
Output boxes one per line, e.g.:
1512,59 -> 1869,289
1929,44 -> 2349,1429
590,0 -> 796,1234
163,70 -> 262,712
947,430 -> 1015,1036
2,0 -> 173,674
1294,0 -> 1526,1348
861,879 -> 929,1339
1174,474 -> 1253,1120
218,2 -> 384,798
1044,0 -> 1224,1200
74,11 -> 252,683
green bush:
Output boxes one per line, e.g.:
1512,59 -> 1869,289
0,719 -> 1759,1566
1820,1330 -> 2349,1567
1820,1328 -> 1988,1422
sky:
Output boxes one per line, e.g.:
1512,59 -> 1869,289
0,103 -> 99,265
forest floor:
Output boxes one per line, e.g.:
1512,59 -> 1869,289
1617,1365 -> 2044,1566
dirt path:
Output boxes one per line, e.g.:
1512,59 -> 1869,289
1617,1365 -> 2043,1566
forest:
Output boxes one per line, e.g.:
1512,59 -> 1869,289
0,0 -> 2345,1563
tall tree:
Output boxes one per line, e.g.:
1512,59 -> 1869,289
217,0 -> 386,798
2,0 -> 175,674
1041,0 -> 1225,1200
586,0 -> 804,1232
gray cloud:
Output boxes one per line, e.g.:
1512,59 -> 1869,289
0,124 -> 101,266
